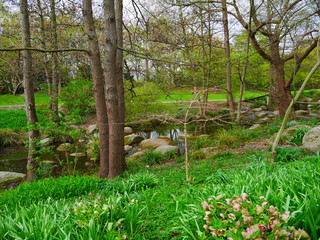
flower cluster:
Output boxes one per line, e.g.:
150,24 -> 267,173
201,193 -> 310,239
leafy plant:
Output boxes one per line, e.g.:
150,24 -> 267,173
201,194 -> 309,239
274,147 -> 304,162
140,150 -> 165,165
192,136 -> 213,150
289,128 -> 309,145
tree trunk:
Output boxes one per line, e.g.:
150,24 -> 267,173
103,0 -> 125,178
82,0 -> 110,178
115,0 -> 126,172
50,0 -> 60,123
222,0 -> 235,114
20,0 -> 40,181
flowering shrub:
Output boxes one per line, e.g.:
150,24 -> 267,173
202,193 -> 310,239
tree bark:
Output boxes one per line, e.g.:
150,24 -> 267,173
20,0 -> 40,181
222,0 -> 235,115
82,0 -> 110,178
115,0 -> 126,172
103,0 -> 125,178
50,0 -> 60,123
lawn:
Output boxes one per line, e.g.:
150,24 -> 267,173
0,92 -> 50,106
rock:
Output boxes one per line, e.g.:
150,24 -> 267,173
41,160 -> 57,164
139,136 -> 174,149
267,114 -> 275,119
124,134 -> 144,145
252,107 -> 263,112
57,143 -> 72,152
70,152 -> 86,157
288,121 -> 298,126
0,172 -> 26,188
256,112 -> 268,118
309,112 -> 319,118
260,105 -> 268,110
124,127 -> 133,135
124,145 -> 133,152
85,161 -> 95,167
40,138 -> 51,146
249,124 -> 261,130
303,126 -> 320,153
295,110 -> 309,116
126,151 -> 146,163
178,134 -> 197,140
269,125 -> 312,144
273,111 -> 280,116
87,124 -> 98,134
260,117 -> 269,123
154,145 -> 179,155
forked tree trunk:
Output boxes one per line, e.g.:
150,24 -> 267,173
20,0 -> 40,181
82,0 -> 110,178
103,0 -> 125,178
115,0 -> 126,172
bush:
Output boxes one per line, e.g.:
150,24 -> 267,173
0,128 -> 24,147
289,128 -> 309,145
192,136 -> 213,150
140,150 -> 164,165
60,80 -> 95,122
201,194 -> 309,239
275,147 -> 304,162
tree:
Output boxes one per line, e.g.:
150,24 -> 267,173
103,0 -> 125,178
82,0 -> 110,178
20,0 -> 40,181
231,0 -> 319,116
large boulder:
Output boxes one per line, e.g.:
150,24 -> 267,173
87,124 -> 98,134
124,134 -> 144,145
124,127 -> 133,135
154,145 -> 179,155
139,136 -> 174,149
302,126 -> 320,153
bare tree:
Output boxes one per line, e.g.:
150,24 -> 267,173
20,0 -> 40,181
82,0 -> 110,178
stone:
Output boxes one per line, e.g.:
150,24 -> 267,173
260,117 -> 269,123
260,105 -> 268,110
87,124 -> 98,134
267,114 -> 275,119
309,112 -> 319,118
124,127 -> 133,135
85,161 -> 95,167
124,145 -> 133,152
154,145 -> 179,155
70,152 -> 86,157
302,126 -> 320,153
249,124 -> 261,130
41,160 -> 58,165
124,134 -> 144,145
273,111 -> 280,116
126,151 -> 146,162
295,110 -> 309,116
139,136 -> 174,149
0,172 -> 26,187
57,143 -> 72,152
288,121 -> 298,126
256,112 -> 268,118
252,107 -> 263,112
40,138 -> 51,146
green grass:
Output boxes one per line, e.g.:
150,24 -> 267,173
0,92 -> 50,106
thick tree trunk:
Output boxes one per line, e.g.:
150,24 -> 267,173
115,0 -> 126,172
20,0 -> 40,181
50,0 -> 60,123
103,0 -> 125,178
222,0 -> 235,114
82,0 -> 110,178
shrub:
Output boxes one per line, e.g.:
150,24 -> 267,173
201,194 -> 309,239
60,80 -> 95,122
274,147 -> 304,162
189,149 -> 206,160
289,128 -> 309,146
192,136 -> 213,150
140,150 -> 164,165
0,128 -> 24,147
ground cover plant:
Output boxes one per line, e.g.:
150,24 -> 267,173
1,148 -> 320,239
0,92 -> 50,106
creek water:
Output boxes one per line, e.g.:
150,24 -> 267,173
0,121 -> 227,174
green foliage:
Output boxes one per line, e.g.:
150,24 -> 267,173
60,80 -> 95,122
0,128 -> 24,147
0,176 -> 101,209
289,128 -> 309,146
201,194 -> 309,239
140,150 -> 165,165
215,128 -> 260,148
191,136 -> 213,150
274,147 -> 305,162
189,149 -> 206,160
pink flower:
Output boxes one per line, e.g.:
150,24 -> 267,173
268,205 -> 277,214
94,211 -> 98,214
233,203 -> 241,211
261,201 -> 268,207
202,201 -> 209,210
226,199 -> 231,205
243,217 -> 252,225
203,225 -> 209,231
220,213 -> 225,219
281,211 -> 290,221
242,193 -> 249,200
258,224 -> 267,231
228,213 -> 236,220
227,238 -> 234,240
88,192 -> 93,196
78,197 -> 82,200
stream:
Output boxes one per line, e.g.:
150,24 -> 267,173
0,121 -> 227,175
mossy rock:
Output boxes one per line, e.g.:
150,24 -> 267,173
139,136 -> 174,149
